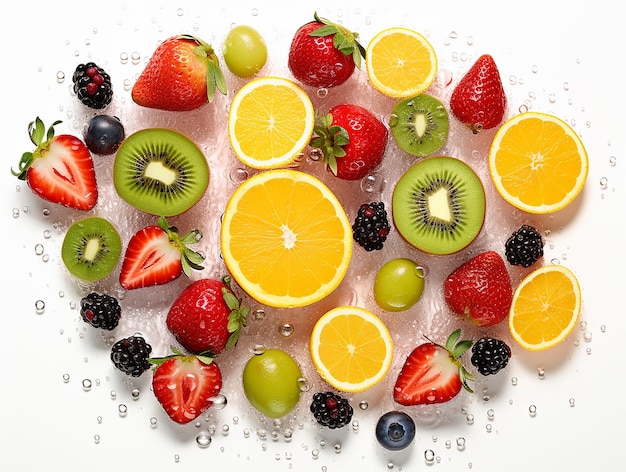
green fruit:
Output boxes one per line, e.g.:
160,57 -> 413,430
390,93 -> 449,157
374,258 -> 426,312
242,348 -> 302,418
222,25 -> 267,78
392,156 -> 485,255
61,216 -> 122,282
113,128 -> 209,217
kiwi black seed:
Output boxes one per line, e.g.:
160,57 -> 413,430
392,156 -> 485,255
113,128 -> 209,216
61,216 -> 122,282
390,94 -> 449,157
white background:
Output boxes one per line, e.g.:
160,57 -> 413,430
1,1 -> 624,471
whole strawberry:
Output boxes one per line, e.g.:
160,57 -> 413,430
166,277 -> 249,355
288,12 -> 366,88
119,216 -> 204,290
311,104 -> 388,180
132,34 -> 226,111
450,54 -> 507,133
394,329 -> 473,406
150,350 -> 222,424
444,251 -> 513,327
12,117 -> 97,211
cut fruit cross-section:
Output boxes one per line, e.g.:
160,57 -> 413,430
310,306 -> 394,393
228,76 -> 315,170
366,27 -> 438,99
509,264 -> 582,351
220,169 -> 352,308
489,111 -> 589,214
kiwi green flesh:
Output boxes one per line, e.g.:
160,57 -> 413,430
113,128 -> 209,216
61,216 -> 122,282
392,156 -> 485,255
390,94 -> 449,158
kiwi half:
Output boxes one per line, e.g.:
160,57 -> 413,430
114,128 -> 209,216
390,94 -> 449,157
61,216 -> 122,282
392,156 -> 485,255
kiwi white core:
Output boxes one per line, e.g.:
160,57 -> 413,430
145,161 -> 177,185
428,188 -> 452,222
84,238 -> 101,262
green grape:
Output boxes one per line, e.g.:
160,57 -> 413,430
242,348 -> 302,418
222,25 -> 267,78
374,258 -> 426,312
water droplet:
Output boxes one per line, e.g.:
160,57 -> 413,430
82,379 -> 92,391
312,448 -> 320,459
317,88 -> 329,98
35,299 -> 46,314
131,388 -> 140,400
487,409 -> 495,420
210,393 -> 228,410
297,377 -> 309,392
583,331 -> 592,342
569,397 -> 576,407
466,413 -> 474,425
150,417 -> 158,428
278,322 -> 294,337
457,437 -> 466,449
466,36 -> 474,45
334,443 -> 342,453
131,51 -> 141,65
94,434 -> 100,444
531,64 -> 538,73
251,309 -> 266,321
359,400 -> 369,410
229,167 -> 249,183
222,424 -> 230,435
609,155 -> 617,166
424,449 -> 435,463
563,82 -> 570,91
56,71 -> 65,83
445,440 -> 452,449
601,324 -> 606,333
176,8 -> 184,16
118,404 -> 128,416
110,390 -> 117,400
529,405 -> 537,416
62,373 -> 70,383
537,368 -> 545,379
12,208 -> 20,218
174,454 -> 180,463
599,176 -> 608,189
360,172 -> 384,194
486,424 -> 492,433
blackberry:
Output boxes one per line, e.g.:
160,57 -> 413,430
505,224 -> 544,268
471,337 -> 511,376
72,62 -> 113,109
80,292 -> 121,330
110,335 -> 152,377
310,391 -> 353,429
352,201 -> 390,251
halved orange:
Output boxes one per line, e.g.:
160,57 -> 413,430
509,264 -> 582,351
366,27 -> 438,98
310,306 -> 394,393
489,111 -> 589,214
228,76 -> 315,169
220,169 -> 352,308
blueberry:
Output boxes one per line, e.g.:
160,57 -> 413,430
375,411 -> 416,451
84,114 -> 125,155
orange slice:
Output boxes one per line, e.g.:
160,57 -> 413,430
509,264 -> 582,351
310,306 -> 394,393
228,76 -> 314,169
366,27 -> 438,98
220,169 -> 352,308
489,111 -> 589,214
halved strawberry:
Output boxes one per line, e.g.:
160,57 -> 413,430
150,350 -> 222,424
12,117 -> 97,210
393,329 -> 473,406
119,216 -> 204,290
